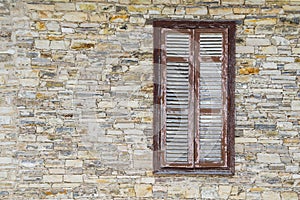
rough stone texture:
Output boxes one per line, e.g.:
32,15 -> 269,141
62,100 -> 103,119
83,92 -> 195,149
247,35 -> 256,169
0,0 -> 300,199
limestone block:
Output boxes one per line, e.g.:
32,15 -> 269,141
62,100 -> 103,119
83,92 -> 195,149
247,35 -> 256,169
46,21 -> 60,31
245,18 -> 277,25
186,6 -> 207,15
27,4 -> 55,11
245,0 -> 265,5
50,41 -> 68,50
281,192 -> 298,200
128,5 -> 148,14
201,186 -> 219,199
131,0 -> 152,4
262,62 -> 277,69
261,46 -> 278,54
233,7 -> 260,14
162,7 -> 175,14
218,185 -> 232,199
257,153 -> 281,163
55,3 -> 76,11
283,5 -> 300,12
236,46 -> 255,54
35,40 -> 50,49
222,0 -> 244,5
184,186 -> 199,198
71,40 -> 95,50
284,63 -> 300,70
64,175 -> 83,183
0,157 -> 12,164
291,101 -> 300,110
65,160 -> 83,167
63,12 -> 88,22
209,7 -> 232,16
271,36 -> 290,45
36,22 -> 46,30
134,184 -> 153,197
246,38 -> 270,46
43,175 -> 63,183
76,3 -> 97,11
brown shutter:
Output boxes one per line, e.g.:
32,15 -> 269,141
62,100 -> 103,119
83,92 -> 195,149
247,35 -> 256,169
161,30 -> 194,167
195,31 -> 228,167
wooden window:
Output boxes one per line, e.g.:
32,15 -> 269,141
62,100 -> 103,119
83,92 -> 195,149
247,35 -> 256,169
153,20 -> 235,175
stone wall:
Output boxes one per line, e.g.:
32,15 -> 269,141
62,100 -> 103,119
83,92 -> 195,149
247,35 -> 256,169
0,0 -> 300,199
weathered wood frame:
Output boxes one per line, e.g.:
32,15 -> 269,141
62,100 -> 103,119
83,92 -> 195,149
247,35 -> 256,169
153,20 -> 236,175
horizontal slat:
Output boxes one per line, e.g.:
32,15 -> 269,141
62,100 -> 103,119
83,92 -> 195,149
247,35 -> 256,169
166,33 -> 190,58
200,33 -> 223,57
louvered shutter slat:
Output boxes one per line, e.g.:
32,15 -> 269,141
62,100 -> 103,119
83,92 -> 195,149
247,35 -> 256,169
198,33 -> 224,164
164,32 -> 192,165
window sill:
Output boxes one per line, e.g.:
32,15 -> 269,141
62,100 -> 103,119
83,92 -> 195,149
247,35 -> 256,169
154,168 -> 234,176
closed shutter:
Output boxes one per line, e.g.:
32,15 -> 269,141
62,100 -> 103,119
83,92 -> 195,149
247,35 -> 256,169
153,20 -> 235,174
196,32 -> 227,166
162,31 -> 194,167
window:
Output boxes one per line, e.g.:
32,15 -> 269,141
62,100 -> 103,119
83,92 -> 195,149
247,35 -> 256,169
153,20 -> 235,175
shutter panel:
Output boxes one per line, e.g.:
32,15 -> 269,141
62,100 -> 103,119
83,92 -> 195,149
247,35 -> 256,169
162,31 -> 193,166
197,32 -> 225,165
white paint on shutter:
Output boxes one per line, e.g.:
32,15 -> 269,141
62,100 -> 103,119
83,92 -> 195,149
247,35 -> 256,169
200,33 -> 223,57
166,62 -> 190,163
166,34 -> 190,57
164,32 -> 191,163
199,33 -> 224,163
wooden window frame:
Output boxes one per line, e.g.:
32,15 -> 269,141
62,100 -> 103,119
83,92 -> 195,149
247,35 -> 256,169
153,20 -> 236,175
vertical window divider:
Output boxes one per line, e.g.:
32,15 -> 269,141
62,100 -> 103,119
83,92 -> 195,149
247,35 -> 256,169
194,30 -> 200,166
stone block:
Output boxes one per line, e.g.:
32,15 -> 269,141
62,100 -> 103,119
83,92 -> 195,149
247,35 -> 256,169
63,12 -> 88,22
292,47 -> 300,54
43,175 -> 63,183
201,186 -> 218,199
245,0 -> 265,5
131,0 -> 152,4
261,46 -> 278,54
239,67 -> 259,75
27,4 -> 55,11
257,153 -> 281,163
134,184 -> 152,198
233,7 -> 260,14
71,41 -> 95,50
291,101 -> 300,110
186,6 -> 207,15
246,38 -> 270,46
65,160 -> 83,167
281,191 -> 298,200
283,5 -> 300,12
262,62 -> 277,69
209,7 -> 232,16
64,175 -> 83,183
35,40 -> 50,49
284,63 -> 300,70
218,185 -> 231,199
0,157 -> 12,164
76,3 -> 97,11
236,138 -> 257,143
271,36 -> 290,45
162,6 -> 175,14
245,18 -> 277,25
36,22 -> 46,30
109,15 -> 129,22
222,0 -> 244,4
50,41 -> 67,50
128,5 -> 148,14
0,116 -> 11,125
55,3 -> 76,11
236,46 -> 255,54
